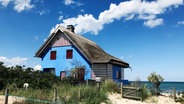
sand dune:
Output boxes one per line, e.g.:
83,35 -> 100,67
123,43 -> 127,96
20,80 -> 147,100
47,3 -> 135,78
108,93 -> 181,104
0,94 -> 182,104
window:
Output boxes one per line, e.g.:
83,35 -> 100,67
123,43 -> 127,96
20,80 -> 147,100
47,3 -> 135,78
50,51 -> 56,60
66,49 -> 73,59
60,71 -> 66,79
43,68 -> 55,74
116,71 -> 121,79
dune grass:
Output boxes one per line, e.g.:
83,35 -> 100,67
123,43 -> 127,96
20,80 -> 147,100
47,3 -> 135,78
2,80 -> 117,104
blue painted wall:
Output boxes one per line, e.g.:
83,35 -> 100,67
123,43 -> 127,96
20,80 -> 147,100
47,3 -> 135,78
112,65 -> 122,82
41,45 -> 91,80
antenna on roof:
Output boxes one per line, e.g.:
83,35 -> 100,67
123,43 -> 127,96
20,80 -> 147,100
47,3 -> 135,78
67,25 -> 75,33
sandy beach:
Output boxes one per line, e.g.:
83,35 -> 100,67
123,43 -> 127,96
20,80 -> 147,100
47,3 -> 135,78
108,93 -> 181,104
0,95 -> 23,104
0,93 -> 182,104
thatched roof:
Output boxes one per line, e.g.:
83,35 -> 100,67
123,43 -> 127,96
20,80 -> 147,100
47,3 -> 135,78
35,25 -> 129,68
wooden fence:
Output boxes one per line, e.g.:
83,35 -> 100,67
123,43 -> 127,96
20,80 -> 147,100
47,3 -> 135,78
121,83 -> 143,101
4,89 -> 59,104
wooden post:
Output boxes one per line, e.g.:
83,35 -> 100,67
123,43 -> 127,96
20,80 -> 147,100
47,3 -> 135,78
121,83 -> 123,97
5,89 -> 9,104
98,82 -> 101,91
78,88 -> 80,100
141,88 -> 143,102
54,89 -> 57,104
86,79 -> 88,86
173,88 -> 176,102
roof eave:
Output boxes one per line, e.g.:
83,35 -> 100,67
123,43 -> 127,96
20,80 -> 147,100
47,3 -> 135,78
35,33 -> 56,58
109,59 -> 130,68
35,26 -> 66,58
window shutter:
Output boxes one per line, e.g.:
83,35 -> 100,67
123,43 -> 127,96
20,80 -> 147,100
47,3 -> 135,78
50,51 -> 56,60
66,50 -> 73,59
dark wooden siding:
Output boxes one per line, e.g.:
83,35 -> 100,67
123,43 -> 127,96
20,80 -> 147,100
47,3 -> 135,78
91,63 -> 112,79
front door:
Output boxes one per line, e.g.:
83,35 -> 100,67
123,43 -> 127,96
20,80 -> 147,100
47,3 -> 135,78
60,71 -> 66,79
77,68 -> 85,81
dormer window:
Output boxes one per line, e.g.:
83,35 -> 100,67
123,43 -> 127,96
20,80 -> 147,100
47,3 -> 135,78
50,51 -> 56,60
66,49 -> 73,59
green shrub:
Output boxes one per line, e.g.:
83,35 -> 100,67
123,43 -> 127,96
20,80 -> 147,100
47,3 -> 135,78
182,91 -> 184,98
101,79 -> 118,92
0,64 -> 61,90
141,84 -> 149,101
6,80 -> 114,104
56,84 -> 110,104
147,72 -> 164,95
0,62 -> 114,104
60,76 -> 79,85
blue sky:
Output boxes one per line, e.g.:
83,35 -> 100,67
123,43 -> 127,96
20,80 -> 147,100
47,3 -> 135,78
0,0 -> 184,81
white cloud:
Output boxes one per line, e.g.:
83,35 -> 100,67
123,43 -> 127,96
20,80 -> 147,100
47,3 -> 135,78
178,21 -> 184,25
128,55 -> 133,58
76,2 -> 84,7
80,9 -> 84,13
34,35 -> 38,41
63,0 -> 83,7
120,56 -> 124,59
0,0 -> 11,7
43,38 -> 47,42
14,0 -> 34,12
64,0 -> 74,5
143,18 -> 164,28
53,0 -> 183,35
36,9 -> 49,16
61,14 -> 103,35
120,54 -> 133,59
125,14 -> 135,21
34,65 -> 41,70
138,14 -> 156,20
0,56 -> 28,67
58,15 -> 63,21
0,0 -> 34,12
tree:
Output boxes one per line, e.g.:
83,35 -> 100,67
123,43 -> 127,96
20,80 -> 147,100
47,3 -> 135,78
0,62 -> 60,90
147,72 -> 164,95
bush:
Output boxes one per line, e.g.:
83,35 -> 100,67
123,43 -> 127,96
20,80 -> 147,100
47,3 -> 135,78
4,78 -> 115,104
56,84 -> 110,104
60,76 -> 79,85
141,84 -> 149,101
0,62 -> 61,90
147,72 -> 164,95
101,79 -> 118,92
182,91 -> 184,98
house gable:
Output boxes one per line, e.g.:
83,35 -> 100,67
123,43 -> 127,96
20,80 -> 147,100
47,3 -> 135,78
37,30 -> 92,79
52,33 -> 71,47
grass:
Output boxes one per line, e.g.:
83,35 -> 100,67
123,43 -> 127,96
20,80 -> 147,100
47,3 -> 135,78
1,80 -> 117,104
55,81 -> 112,104
141,84 -> 149,101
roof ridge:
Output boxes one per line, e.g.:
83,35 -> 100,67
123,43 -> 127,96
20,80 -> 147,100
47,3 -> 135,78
59,26 -> 97,45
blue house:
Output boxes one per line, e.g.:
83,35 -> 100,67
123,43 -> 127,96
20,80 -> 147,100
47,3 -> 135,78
35,25 -> 130,82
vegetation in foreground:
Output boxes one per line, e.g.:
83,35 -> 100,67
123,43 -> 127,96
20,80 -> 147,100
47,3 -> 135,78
147,72 -> 164,95
0,62 -> 114,104
1,62 -> 184,103
7,82 -> 113,104
0,62 -> 60,90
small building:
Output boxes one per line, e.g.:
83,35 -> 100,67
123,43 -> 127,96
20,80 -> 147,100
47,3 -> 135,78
35,25 -> 130,82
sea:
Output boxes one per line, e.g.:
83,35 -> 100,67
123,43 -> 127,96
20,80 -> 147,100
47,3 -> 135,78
140,81 -> 184,93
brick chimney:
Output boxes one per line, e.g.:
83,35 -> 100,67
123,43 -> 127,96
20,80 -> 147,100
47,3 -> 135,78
67,25 -> 75,33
